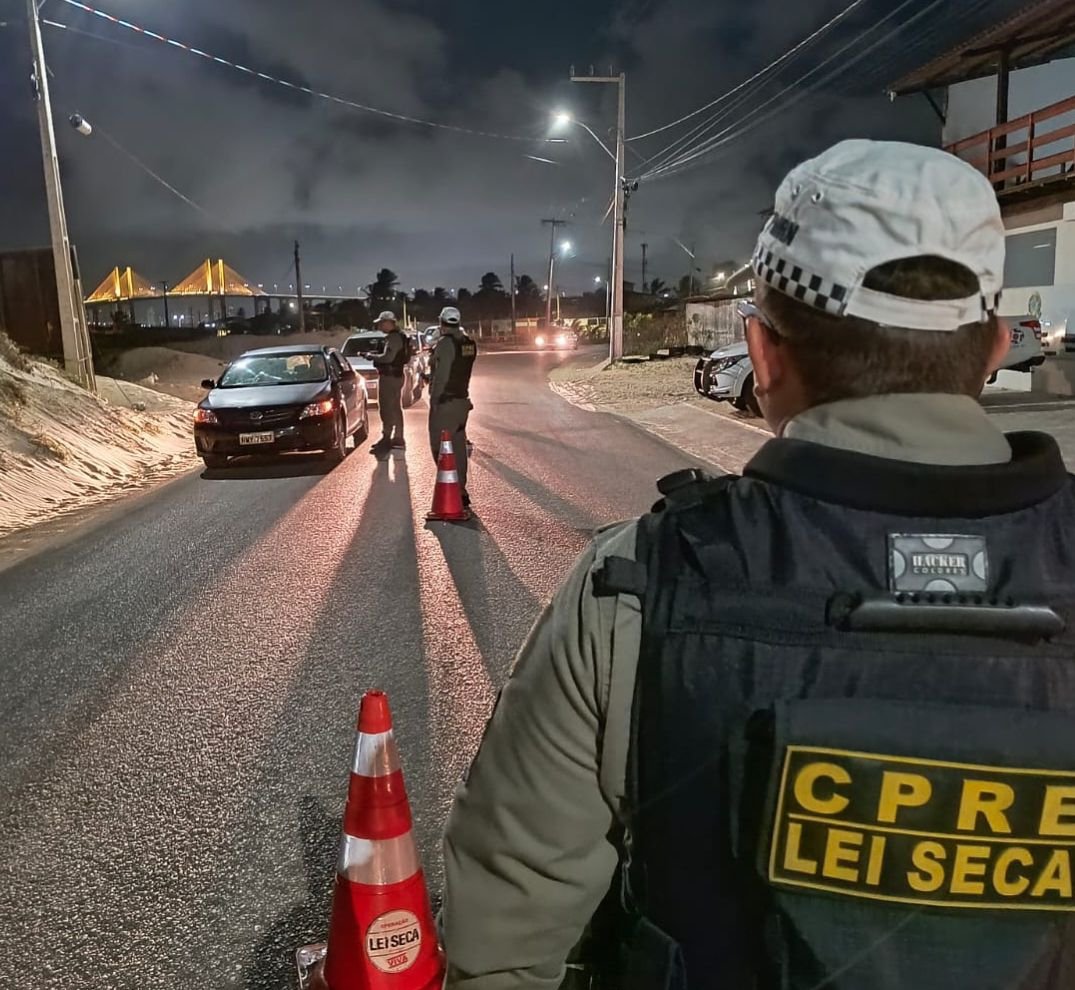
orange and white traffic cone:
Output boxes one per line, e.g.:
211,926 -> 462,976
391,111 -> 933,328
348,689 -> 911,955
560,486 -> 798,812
426,430 -> 469,522
296,691 -> 444,990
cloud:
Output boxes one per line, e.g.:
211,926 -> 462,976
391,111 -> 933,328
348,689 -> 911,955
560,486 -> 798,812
0,0 -> 1029,294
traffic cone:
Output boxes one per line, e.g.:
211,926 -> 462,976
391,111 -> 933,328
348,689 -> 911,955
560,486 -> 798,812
297,691 -> 445,990
426,430 -> 469,522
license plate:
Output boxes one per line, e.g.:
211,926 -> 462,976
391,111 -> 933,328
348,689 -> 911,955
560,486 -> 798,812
239,431 -> 275,445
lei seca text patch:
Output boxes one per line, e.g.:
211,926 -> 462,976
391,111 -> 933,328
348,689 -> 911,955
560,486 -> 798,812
769,746 -> 1075,911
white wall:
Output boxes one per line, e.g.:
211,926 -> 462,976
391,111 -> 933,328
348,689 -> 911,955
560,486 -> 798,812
944,57 -> 1075,145
1001,202 -> 1075,355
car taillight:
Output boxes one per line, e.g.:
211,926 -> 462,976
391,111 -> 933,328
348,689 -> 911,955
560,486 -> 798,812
300,398 -> 336,419
535,335 -> 546,346
194,408 -> 218,425
1021,320 -> 1043,341
362,369 -> 380,380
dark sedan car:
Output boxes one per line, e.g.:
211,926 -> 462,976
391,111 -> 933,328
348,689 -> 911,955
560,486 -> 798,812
194,345 -> 368,468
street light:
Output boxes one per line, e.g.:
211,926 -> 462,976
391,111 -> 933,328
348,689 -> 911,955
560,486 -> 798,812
561,240 -> 573,255
550,110 -> 615,162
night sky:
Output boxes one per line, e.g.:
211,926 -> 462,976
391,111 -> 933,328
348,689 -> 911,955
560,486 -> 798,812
0,0 -> 1029,297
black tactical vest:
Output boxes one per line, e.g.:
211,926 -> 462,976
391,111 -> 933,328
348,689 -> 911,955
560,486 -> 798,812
381,330 -> 408,377
439,332 -> 477,400
600,433 -> 1075,990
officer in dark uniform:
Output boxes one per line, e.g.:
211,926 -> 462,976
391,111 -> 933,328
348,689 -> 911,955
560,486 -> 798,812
441,140 -> 1075,989
428,306 -> 477,506
370,310 -> 408,456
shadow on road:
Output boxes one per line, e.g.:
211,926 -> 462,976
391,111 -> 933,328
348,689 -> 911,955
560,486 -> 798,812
243,796 -> 338,990
473,449 -> 595,530
429,516 -> 543,688
200,454 -> 337,481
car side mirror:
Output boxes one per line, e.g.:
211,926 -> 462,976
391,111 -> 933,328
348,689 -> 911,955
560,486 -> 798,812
200,378 -> 216,389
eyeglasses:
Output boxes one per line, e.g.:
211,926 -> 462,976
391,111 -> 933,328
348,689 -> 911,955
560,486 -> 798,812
736,299 -> 775,331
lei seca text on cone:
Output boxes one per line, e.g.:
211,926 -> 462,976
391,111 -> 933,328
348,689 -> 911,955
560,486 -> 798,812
297,691 -> 444,990
426,430 -> 469,522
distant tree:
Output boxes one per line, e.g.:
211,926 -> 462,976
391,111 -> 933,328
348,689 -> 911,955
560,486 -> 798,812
368,268 -> 400,314
413,288 -> 432,306
433,287 -> 451,304
515,275 -> 541,316
474,272 -> 509,319
457,288 -> 473,303
649,278 -> 667,296
478,272 -> 504,295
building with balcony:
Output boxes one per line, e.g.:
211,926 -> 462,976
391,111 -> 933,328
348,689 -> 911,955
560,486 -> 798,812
889,0 -> 1075,375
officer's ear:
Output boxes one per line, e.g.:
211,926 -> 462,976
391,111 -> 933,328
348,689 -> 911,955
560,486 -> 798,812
745,317 -> 783,397
746,315 -> 811,434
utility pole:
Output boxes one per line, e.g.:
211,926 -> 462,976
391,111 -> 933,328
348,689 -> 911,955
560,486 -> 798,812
161,280 -> 170,328
571,69 -> 626,360
541,218 -> 567,327
293,240 -> 306,333
510,252 -> 517,339
26,0 -> 94,390
641,242 -> 649,294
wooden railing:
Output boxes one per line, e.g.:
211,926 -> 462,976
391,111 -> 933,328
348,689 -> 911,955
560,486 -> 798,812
945,93 -> 1075,191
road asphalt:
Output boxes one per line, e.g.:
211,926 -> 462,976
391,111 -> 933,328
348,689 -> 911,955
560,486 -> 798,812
0,347 -> 700,990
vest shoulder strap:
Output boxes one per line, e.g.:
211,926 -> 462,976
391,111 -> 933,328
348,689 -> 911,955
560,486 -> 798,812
591,471 -> 741,599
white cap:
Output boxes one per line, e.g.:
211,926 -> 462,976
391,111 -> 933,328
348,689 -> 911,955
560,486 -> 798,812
375,310 -> 397,324
752,140 -> 1005,332
439,306 -> 461,326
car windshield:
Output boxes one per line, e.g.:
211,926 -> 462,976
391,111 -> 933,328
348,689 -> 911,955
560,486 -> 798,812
342,335 -> 385,357
217,353 -> 328,388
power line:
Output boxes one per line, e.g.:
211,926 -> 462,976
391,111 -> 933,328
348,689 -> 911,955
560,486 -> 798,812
626,0 -> 870,143
639,0 -> 943,182
82,117 -> 216,222
53,0 -> 549,143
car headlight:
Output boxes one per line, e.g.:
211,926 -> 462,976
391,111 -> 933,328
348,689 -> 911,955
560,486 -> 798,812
300,398 -> 336,419
712,356 -> 746,373
555,334 -> 567,346
194,407 -> 218,425
535,335 -> 546,346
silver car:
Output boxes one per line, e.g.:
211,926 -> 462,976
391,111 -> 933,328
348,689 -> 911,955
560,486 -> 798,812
340,330 -> 424,407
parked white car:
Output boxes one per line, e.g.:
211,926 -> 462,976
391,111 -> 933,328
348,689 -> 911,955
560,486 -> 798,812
693,316 -> 1046,414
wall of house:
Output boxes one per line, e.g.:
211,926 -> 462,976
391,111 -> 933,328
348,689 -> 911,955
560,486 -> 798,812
944,57 -> 1075,145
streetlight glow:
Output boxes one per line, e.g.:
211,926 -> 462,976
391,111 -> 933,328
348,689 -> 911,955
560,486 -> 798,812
560,240 -> 573,254
552,111 -> 572,130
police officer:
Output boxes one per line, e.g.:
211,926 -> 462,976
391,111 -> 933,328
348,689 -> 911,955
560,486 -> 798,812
428,306 -> 477,506
441,140 -> 1075,989
370,310 -> 407,456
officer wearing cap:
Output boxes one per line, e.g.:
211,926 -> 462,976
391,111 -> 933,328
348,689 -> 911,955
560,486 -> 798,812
370,310 -> 407,456
442,140 -> 1075,989
428,306 -> 477,507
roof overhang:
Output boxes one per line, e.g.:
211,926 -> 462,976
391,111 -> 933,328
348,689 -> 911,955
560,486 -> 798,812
888,0 -> 1075,96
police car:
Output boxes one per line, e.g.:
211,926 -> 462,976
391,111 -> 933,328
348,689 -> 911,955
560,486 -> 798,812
694,317 -> 1047,414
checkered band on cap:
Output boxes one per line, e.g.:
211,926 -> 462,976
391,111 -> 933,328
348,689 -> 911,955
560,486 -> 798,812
751,245 -> 849,317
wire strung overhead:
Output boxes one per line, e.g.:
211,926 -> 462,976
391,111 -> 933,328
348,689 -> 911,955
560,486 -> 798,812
626,0 -> 870,143
88,118 -> 216,221
54,0 -> 549,143
637,0 -> 957,183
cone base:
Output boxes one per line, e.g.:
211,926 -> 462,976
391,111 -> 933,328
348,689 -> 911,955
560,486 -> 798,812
426,509 -> 470,522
